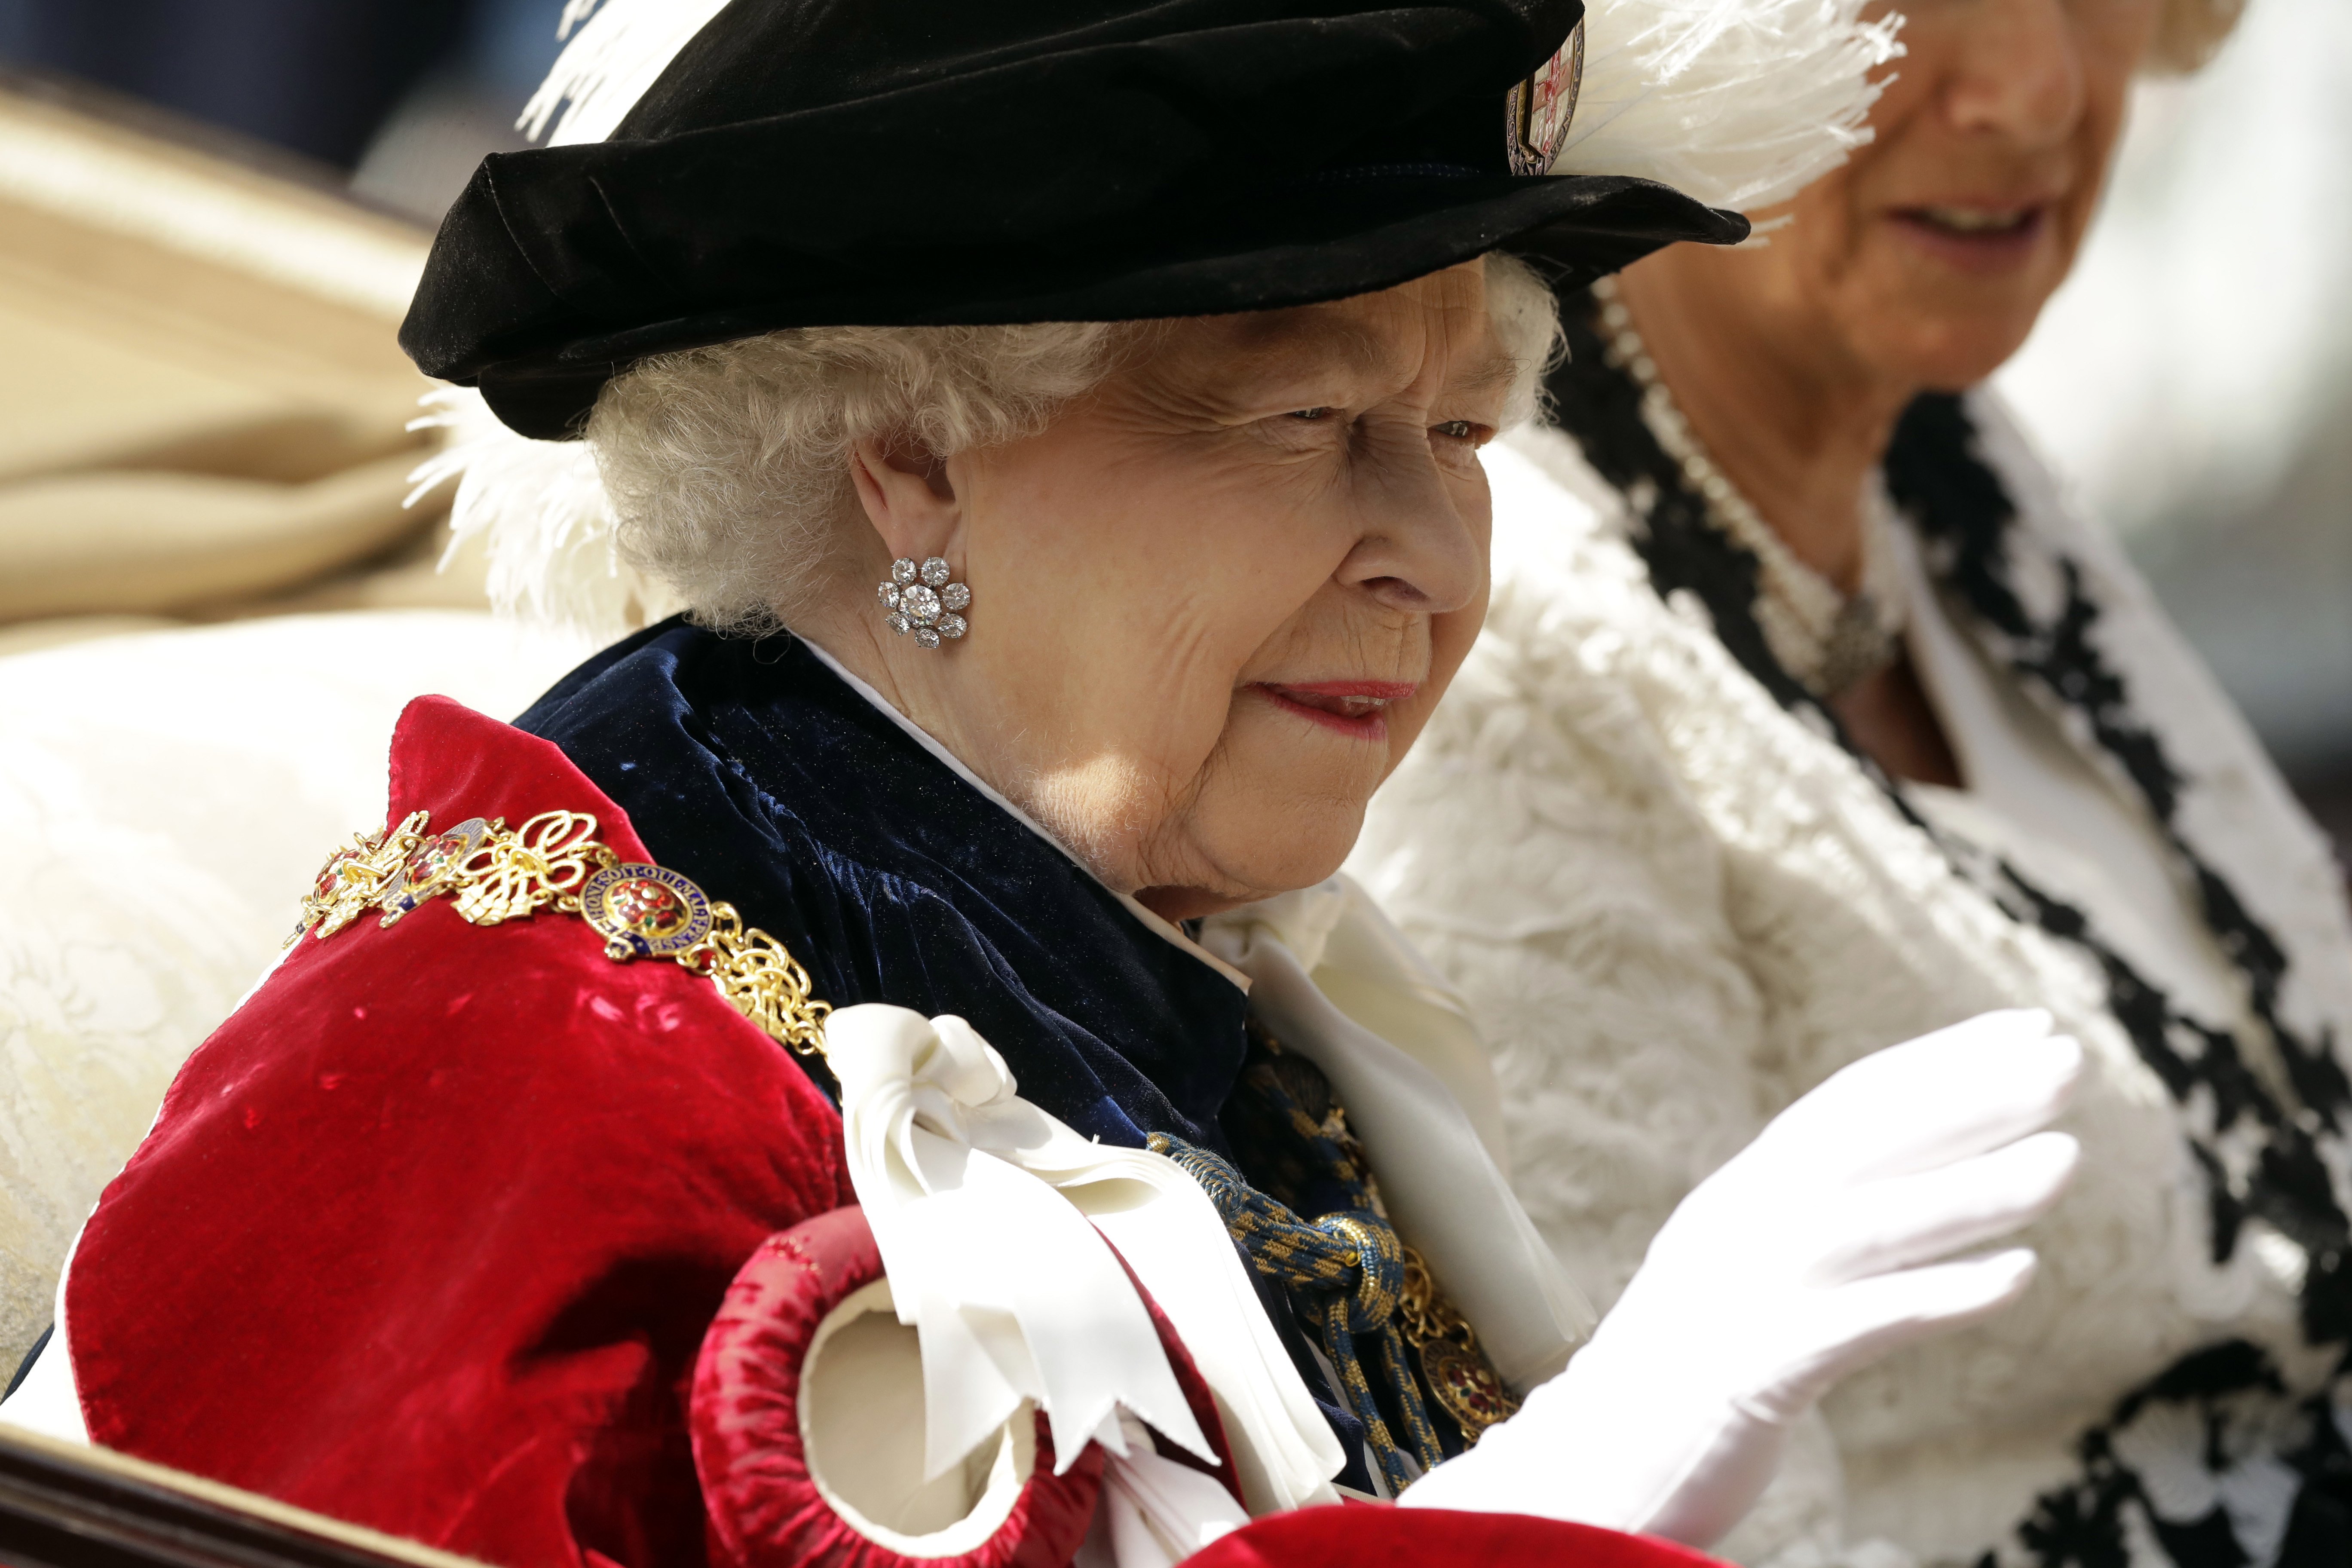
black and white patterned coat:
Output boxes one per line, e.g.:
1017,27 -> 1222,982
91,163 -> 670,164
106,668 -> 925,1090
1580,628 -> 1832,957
1349,328 -> 2352,1568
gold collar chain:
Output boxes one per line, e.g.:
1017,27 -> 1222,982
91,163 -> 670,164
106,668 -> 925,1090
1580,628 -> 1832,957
290,808 -> 830,1057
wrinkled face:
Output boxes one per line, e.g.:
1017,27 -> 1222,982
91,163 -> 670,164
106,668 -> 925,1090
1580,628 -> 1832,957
842,263 -> 1511,919
1697,0 -> 2162,387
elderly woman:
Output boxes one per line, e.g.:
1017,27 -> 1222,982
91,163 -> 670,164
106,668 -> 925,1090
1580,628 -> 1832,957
1351,0 -> 2352,1564
0,1 -> 2081,1565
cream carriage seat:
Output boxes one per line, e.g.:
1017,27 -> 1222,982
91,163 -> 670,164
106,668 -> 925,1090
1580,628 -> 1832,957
0,82 -> 597,1375
0,613 -> 591,1375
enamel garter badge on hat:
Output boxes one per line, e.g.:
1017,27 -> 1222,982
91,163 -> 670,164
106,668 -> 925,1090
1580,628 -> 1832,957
1505,20 -> 1585,177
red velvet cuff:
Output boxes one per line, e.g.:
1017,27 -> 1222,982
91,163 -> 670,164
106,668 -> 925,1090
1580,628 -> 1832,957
691,1207 -> 1099,1568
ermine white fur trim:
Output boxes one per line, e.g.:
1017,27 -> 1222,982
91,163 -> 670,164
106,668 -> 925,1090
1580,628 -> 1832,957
407,389 -> 670,639
1554,0 -> 1902,212
519,0 -> 736,147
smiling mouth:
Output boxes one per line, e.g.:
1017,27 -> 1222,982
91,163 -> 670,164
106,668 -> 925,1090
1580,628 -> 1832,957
1890,204 -> 2049,268
1913,205 -> 2039,233
1256,680 -> 1416,741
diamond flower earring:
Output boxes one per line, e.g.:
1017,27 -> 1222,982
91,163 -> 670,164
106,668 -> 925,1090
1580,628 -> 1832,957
877,556 -> 971,649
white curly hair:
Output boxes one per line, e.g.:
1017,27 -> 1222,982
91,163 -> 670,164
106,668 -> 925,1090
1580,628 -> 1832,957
579,251 -> 1563,637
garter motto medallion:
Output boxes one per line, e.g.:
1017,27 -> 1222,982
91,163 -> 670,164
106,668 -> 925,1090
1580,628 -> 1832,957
582,864 -> 713,960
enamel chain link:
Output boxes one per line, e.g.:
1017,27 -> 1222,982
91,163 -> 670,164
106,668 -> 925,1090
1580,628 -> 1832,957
290,808 -> 830,1057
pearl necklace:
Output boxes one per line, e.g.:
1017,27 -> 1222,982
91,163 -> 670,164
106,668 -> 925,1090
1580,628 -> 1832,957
1590,276 -> 1908,699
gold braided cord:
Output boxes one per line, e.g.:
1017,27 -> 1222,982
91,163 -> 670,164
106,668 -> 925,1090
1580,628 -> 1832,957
291,808 -> 831,1057
1167,1026 -> 1524,1495
1148,1132 -> 1446,1495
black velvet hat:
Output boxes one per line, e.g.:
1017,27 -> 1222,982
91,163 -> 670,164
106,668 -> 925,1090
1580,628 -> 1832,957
401,0 -> 1749,439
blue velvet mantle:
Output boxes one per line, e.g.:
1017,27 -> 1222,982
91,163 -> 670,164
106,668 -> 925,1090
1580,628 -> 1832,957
517,619 -> 1253,1155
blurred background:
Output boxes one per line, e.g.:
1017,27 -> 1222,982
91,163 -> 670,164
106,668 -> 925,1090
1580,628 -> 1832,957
1994,0 -> 2352,859
0,0 -> 2343,851
0,0 -> 559,220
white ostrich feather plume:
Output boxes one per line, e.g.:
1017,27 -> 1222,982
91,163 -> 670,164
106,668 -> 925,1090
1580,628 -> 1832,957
519,0 -> 736,147
407,389 -> 671,640
412,0 -> 725,641
1553,0 -> 1903,213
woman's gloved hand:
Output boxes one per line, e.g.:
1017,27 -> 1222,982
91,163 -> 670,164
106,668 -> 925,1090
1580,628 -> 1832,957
1400,1008 -> 2082,1547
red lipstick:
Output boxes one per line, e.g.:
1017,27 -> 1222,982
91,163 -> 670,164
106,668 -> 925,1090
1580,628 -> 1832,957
1254,680 -> 1417,741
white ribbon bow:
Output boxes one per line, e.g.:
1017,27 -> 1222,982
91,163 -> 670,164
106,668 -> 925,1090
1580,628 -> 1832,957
824,1003 -> 1344,1514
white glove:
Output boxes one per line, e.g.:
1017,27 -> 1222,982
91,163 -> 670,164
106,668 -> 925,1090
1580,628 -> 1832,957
1401,1009 -> 2082,1547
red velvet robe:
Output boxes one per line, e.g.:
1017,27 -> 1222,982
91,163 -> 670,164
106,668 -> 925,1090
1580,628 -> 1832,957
62,695 -> 1721,1568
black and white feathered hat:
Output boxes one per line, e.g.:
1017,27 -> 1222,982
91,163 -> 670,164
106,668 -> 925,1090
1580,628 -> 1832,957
407,0 -> 1898,628
407,0 -> 1746,441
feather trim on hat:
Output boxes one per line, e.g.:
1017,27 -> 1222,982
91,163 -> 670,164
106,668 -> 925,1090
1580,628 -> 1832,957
1554,0 -> 1902,213
407,389 -> 672,639
519,0 -> 735,148
419,0 -> 725,640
